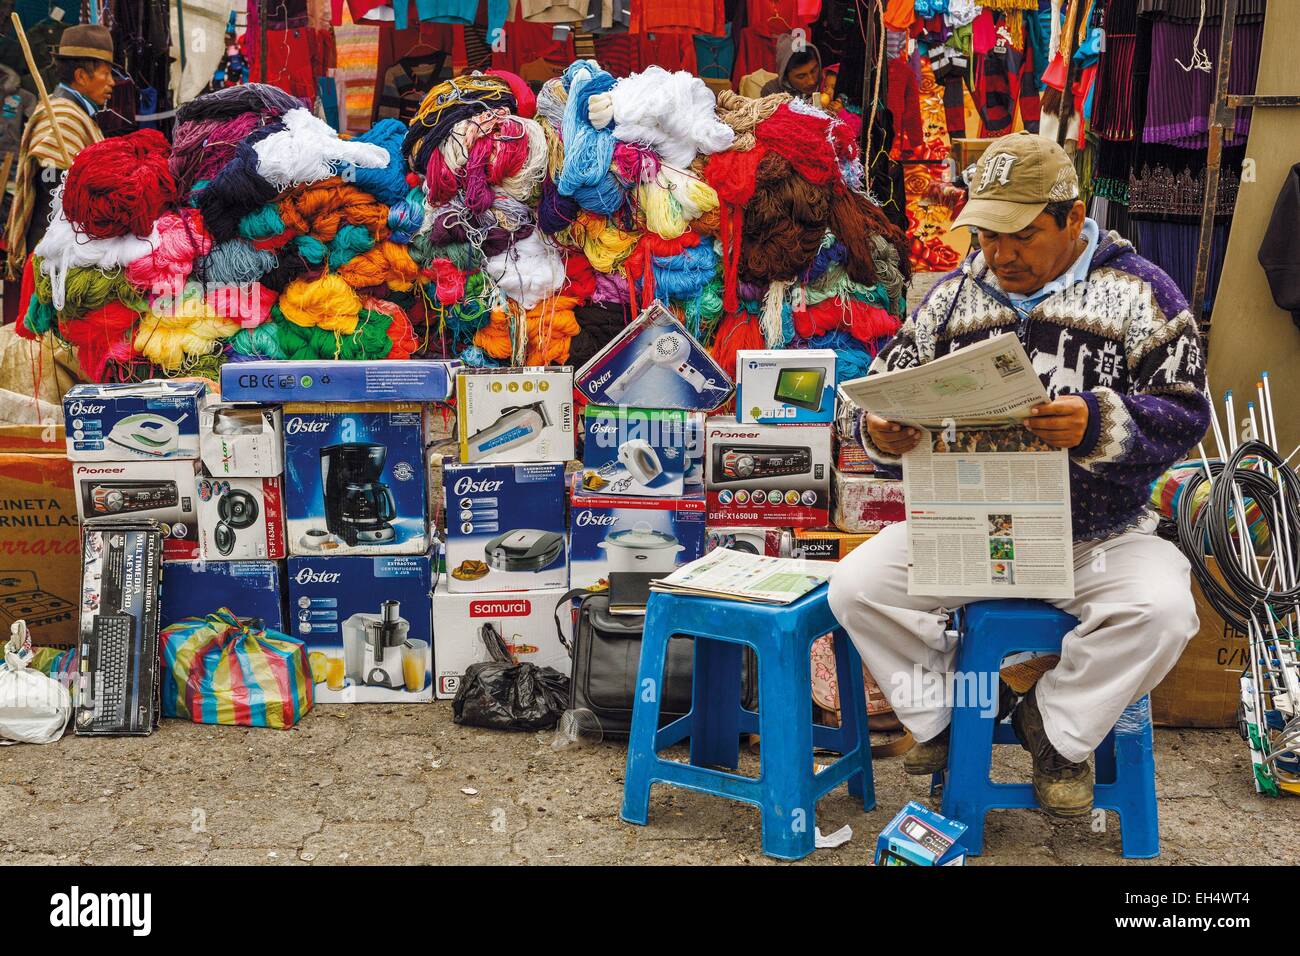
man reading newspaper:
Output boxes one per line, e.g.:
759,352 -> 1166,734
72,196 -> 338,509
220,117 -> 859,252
828,132 -> 1209,817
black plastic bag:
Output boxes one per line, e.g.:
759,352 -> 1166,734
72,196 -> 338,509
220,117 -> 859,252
452,661 -> 570,731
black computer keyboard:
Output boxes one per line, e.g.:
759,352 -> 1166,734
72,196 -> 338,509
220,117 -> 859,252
90,612 -> 136,733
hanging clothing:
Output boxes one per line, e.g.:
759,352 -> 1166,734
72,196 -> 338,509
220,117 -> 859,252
695,23 -> 735,79
886,55 -> 923,156
631,0 -> 726,35
1142,19 -> 1262,148
520,0 -> 592,22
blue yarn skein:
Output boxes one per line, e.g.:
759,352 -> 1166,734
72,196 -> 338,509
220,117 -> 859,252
387,186 -> 426,244
328,224 -> 375,269
805,331 -> 876,383
557,61 -> 624,214
348,118 -> 411,205
200,239 -> 278,287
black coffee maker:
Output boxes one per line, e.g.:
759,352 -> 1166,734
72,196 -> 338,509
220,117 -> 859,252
320,443 -> 397,546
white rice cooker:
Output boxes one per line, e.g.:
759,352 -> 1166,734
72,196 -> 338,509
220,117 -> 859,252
598,524 -> 685,573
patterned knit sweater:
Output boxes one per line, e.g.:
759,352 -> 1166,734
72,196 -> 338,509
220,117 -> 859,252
856,229 -> 1210,541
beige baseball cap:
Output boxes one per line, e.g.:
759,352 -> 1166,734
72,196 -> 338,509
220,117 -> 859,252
951,131 -> 1080,234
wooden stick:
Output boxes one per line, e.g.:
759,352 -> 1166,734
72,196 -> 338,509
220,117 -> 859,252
8,12 -> 73,167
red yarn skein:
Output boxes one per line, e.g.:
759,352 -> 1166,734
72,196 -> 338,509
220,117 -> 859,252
63,129 -> 177,239
59,300 -> 139,382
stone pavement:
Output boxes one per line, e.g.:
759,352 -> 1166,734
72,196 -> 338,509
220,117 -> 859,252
1,703 -> 1289,866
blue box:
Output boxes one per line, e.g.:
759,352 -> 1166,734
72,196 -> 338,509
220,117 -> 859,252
287,554 -> 433,703
63,380 -> 207,461
874,801 -> 968,866
568,476 -> 706,590
283,403 -> 428,556
736,349 -> 837,424
443,462 -> 567,593
221,360 -> 458,403
574,302 -> 733,411
580,406 -> 693,498
159,560 -> 286,632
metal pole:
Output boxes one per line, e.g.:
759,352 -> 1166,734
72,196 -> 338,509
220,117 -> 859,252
1056,0 -> 1080,146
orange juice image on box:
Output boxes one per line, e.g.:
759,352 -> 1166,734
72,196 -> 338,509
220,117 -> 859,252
326,656 -> 346,690
403,654 -> 424,692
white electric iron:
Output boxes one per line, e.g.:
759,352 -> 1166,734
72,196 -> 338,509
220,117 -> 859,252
107,413 -> 184,456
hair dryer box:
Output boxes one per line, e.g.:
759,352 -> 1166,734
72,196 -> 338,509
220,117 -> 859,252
200,402 -> 284,477
578,406 -> 695,498
70,459 -> 201,560
735,349 -> 837,424
287,554 -> 433,703
704,419 -> 832,528
430,576 -> 574,699
220,359 -> 458,403
63,380 -> 207,461
442,462 -> 567,594
195,472 -> 286,561
568,476 -> 706,591
282,403 -> 428,557
455,367 -> 575,464
159,559 -> 286,632
574,301 -> 734,411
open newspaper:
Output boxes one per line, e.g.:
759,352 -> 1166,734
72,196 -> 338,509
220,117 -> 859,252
840,333 -> 1075,600
650,548 -> 834,605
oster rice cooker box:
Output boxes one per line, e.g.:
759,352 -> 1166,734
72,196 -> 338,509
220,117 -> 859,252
704,419 -> 831,528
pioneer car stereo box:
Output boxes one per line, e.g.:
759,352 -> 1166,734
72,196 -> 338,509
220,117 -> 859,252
703,419 -> 832,528
71,459 -> 201,560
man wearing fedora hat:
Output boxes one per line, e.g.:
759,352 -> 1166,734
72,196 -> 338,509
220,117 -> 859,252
4,23 -> 114,279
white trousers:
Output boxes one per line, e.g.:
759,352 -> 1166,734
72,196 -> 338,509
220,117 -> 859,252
827,521 -> 1199,762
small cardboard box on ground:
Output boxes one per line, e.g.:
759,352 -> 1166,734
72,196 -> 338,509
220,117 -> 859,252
442,462 -> 568,593
430,576 -> 574,699
196,473 -> 286,560
456,367 -> 575,464
160,560 -> 286,631
0,424 -> 80,648
704,419 -> 831,528
735,349 -> 837,424
63,380 -> 206,461
875,801 -> 967,866
579,406 -> 693,498
70,459 -> 201,561
287,554 -> 434,703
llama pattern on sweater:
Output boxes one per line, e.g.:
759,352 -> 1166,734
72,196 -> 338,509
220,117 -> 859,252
857,229 -> 1210,540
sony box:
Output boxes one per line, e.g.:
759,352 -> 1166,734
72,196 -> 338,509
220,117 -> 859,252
456,366 -> 575,464
283,403 -> 428,557
704,419 -> 832,528
63,380 -> 206,461
574,301 -> 733,411
71,459 -> 201,561
430,577 -> 574,700
196,472 -> 286,560
200,402 -> 284,477
568,476 -> 706,591
792,528 -> 876,561
578,406 -> 693,498
160,559 -> 286,632
287,554 -> 433,703
221,359 -> 458,403
442,461 -> 567,593
735,349 -> 836,424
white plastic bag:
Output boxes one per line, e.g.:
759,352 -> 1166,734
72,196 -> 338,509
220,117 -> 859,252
0,622 -> 72,745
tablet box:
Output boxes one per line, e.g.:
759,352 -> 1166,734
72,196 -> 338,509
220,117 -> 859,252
704,419 -> 832,528
221,360 -> 458,403
63,380 -> 206,461
431,576 -> 574,699
159,559 -> 286,632
287,554 -> 434,703
736,349 -> 836,424
875,801 -> 967,866
283,403 -> 428,557
574,301 -> 734,411
456,367 -> 575,464
443,462 -> 567,593
71,459 -> 201,560
568,476 -> 706,591
196,472 -> 286,560
200,402 -> 284,477
579,406 -> 692,498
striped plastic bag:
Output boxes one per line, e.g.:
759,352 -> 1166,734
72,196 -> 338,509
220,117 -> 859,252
160,609 -> 313,729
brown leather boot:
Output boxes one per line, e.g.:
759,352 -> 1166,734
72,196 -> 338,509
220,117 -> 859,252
903,681 -> 1019,776
1011,686 -> 1094,818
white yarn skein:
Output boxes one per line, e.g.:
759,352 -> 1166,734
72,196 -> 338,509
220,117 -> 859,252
609,66 -> 736,167
253,108 -> 389,190
35,191 -> 160,311
484,230 -> 566,311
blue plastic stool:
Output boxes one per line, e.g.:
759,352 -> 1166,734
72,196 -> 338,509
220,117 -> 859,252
936,599 -> 1159,859
620,584 -> 875,860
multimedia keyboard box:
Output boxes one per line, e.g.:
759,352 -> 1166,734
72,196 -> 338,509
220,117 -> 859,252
196,472 -> 286,560
456,367 -> 575,464
579,406 -> 692,498
430,576 -> 573,700
62,380 -> 206,461
221,360 -> 458,403
735,349 -> 837,424
200,402 -> 284,477
71,460 -> 201,561
160,560 -> 285,632
76,520 -> 164,736
703,419 -> 832,528
442,462 -> 568,593
0,424 -> 81,649
287,555 -> 433,703
283,403 -> 428,557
